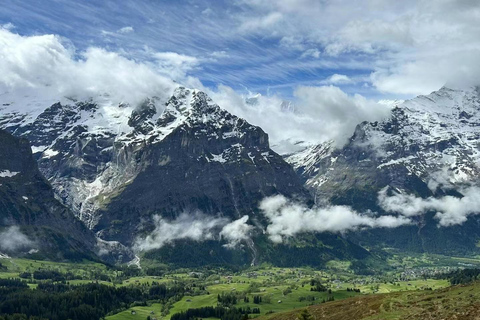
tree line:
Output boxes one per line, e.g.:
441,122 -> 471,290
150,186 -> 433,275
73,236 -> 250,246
171,305 -> 260,320
0,279 -> 185,320
446,268 -> 480,285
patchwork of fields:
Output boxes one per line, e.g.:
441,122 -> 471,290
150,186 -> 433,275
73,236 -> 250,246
1,253 -> 473,320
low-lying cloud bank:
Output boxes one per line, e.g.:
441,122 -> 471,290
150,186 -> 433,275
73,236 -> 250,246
134,212 -> 252,251
219,215 -> 253,248
258,186 -> 480,243
259,195 -> 410,243
133,185 -> 480,250
378,186 -> 480,227
0,226 -> 35,252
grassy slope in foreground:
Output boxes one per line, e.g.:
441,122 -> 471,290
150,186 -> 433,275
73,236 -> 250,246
261,281 -> 480,320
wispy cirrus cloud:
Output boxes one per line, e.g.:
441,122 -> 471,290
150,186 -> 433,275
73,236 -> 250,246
234,0 -> 480,95
3,1 -> 480,99
0,0 -> 378,97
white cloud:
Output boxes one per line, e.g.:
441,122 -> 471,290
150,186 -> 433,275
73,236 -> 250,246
300,48 -> 320,59
153,51 -> 200,81
236,0 -> 480,95
427,167 -> 459,192
101,26 -> 134,37
259,195 -> 411,243
0,226 -> 35,252
238,11 -> 283,33
100,30 -> 115,37
279,36 -> 306,51
378,186 -> 480,226
377,187 -> 432,218
220,215 -> 253,248
1,22 -> 15,30
322,74 -> 352,84
371,49 -> 480,95
324,17 -> 414,56
134,212 -> 229,251
210,51 -> 230,59
0,28 -> 181,106
117,26 -> 134,34
210,84 -> 391,152
134,212 -> 254,251
293,86 -> 391,147
202,8 -> 214,16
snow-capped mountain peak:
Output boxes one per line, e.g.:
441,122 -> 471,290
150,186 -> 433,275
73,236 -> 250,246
286,86 -> 480,203
0,87 -> 308,236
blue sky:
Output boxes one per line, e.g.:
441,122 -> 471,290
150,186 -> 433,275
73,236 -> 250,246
0,0 -> 419,100
1,0 -> 479,149
2,0 -> 479,100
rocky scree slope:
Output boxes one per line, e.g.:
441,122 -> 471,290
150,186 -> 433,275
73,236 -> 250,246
0,129 -> 98,260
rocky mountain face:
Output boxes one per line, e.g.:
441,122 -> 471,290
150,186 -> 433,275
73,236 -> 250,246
94,88 -> 312,245
286,86 -> 480,254
0,129 -> 98,260
0,88 -> 311,250
287,86 -> 480,204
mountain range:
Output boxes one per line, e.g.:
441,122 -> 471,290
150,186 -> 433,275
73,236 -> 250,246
1,85 -> 479,266
286,86 -> 480,255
